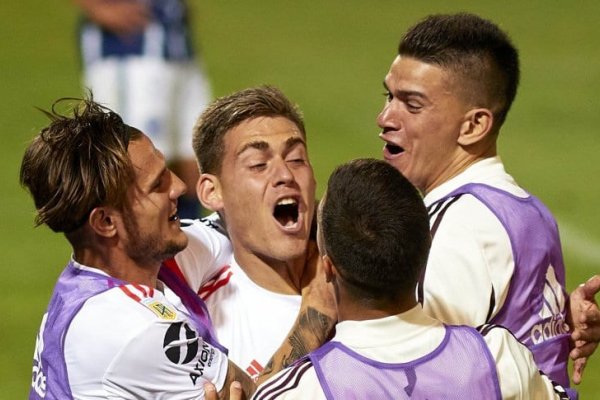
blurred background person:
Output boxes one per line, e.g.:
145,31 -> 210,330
75,0 -> 210,218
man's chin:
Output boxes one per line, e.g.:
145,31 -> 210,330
163,240 -> 188,259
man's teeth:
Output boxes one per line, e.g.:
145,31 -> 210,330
277,198 -> 297,206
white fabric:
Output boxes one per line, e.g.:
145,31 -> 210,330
203,259 -> 301,378
84,56 -> 211,160
252,306 -> 565,399
421,156 -> 527,326
175,218 -> 234,291
175,219 -> 301,379
65,262 -> 228,399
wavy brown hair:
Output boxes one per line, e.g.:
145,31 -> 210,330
20,96 -> 141,236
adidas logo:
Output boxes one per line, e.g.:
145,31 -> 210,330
530,265 -> 568,344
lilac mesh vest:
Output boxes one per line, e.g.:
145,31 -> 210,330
30,262 -> 225,399
309,325 -> 501,399
430,183 -> 571,388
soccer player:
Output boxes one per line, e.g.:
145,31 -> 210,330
164,86 -> 336,380
253,158 -> 570,399
377,12 -> 596,393
75,0 -> 209,218
23,97 -> 258,399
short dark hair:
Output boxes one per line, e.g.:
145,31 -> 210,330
399,13 -> 520,127
193,85 -> 306,175
20,97 -> 141,235
320,159 -> 431,303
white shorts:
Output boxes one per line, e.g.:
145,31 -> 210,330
83,56 -> 212,160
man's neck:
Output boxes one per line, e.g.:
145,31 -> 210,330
336,284 -> 416,322
232,247 -> 305,295
74,247 -> 160,287
424,144 -> 497,195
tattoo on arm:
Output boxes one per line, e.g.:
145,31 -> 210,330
258,306 -> 334,382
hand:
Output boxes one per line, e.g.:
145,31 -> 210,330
204,381 -> 244,400
257,241 -> 337,384
300,240 -> 337,323
568,275 -> 600,384
77,0 -> 150,36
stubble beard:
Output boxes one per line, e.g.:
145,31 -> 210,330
123,214 -> 187,267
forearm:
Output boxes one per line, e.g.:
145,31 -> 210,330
257,306 -> 334,384
221,360 -> 255,400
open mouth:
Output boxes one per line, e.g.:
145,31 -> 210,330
385,143 -> 404,155
273,197 -> 299,228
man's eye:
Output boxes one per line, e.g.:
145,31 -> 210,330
406,102 -> 423,112
287,158 -> 305,165
249,163 -> 267,170
383,91 -> 393,102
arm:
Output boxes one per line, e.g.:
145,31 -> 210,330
174,218 -> 234,291
482,326 -> 570,399
568,274 -> 600,384
257,241 -> 337,384
102,319 -> 233,399
423,198 -> 513,325
219,361 -> 254,399
73,0 -> 150,36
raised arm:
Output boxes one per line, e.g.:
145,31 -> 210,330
257,241 -> 337,384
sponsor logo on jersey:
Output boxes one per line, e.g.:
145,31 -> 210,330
530,265 -> 569,344
163,322 -> 216,385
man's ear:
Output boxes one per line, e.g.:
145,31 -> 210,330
88,207 -> 118,238
458,108 -> 494,147
197,173 -> 224,211
323,255 -> 336,283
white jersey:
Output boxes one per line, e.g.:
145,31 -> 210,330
252,306 -> 568,400
65,262 -> 228,399
422,156 -> 528,326
173,218 -> 301,379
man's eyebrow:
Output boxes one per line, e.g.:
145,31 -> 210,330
383,80 -> 427,100
283,136 -> 306,152
236,140 -> 269,156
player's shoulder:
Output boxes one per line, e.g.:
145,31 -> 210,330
75,284 -> 185,330
476,323 -> 525,354
429,190 -> 506,241
181,213 -> 229,239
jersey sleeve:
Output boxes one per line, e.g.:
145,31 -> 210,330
175,216 -> 233,291
480,325 -> 569,400
423,195 -> 513,326
103,319 -> 229,399
252,359 -> 326,400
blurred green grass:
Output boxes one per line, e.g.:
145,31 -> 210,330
1,1 -> 598,398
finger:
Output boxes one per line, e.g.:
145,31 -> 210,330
204,382 -> 219,400
571,357 -> 587,385
572,323 -> 600,341
230,381 -> 244,400
581,275 -> 600,298
569,341 -> 598,360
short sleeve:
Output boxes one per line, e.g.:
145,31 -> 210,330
423,195 -> 513,326
103,319 -> 229,399
482,325 -> 567,399
175,217 -> 233,291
